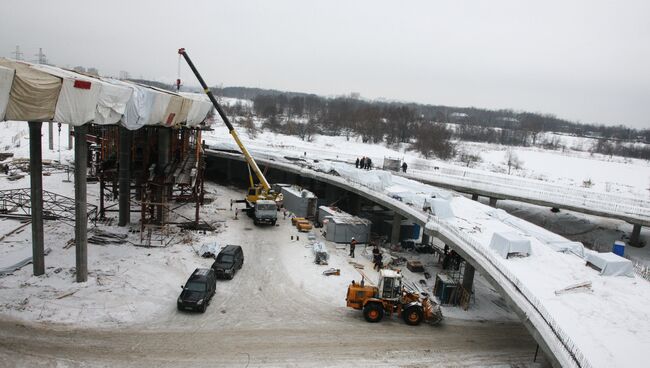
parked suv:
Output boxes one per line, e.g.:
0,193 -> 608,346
211,245 -> 244,279
177,268 -> 216,313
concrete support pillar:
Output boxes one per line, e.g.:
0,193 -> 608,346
489,197 -> 498,208
630,224 -> 643,247
349,193 -> 361,214
323,184 -> 339,203
471,193 -> 479,201
48,122 -> 54,150
68,125 -> 73,150
422,232 -> 430,245
157,128 -> 171,223
462,263 -> 475,295
74,125 -> 88,283
28,122 -> 45,276
226,159 -> 232,182
391,212 -> 402,245
118,127 -> 132,227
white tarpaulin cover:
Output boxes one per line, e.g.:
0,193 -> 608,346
0,65 -> 14,121
105,79 -> 156,130
32,64 -> 101,126
0,58 -> 62,122
146,85 -> 184,127
489,231 -> 532,259
427,198 -> 454,219
180,92 -> 213,127
547,241 -> 585,257
585,251 -> 634,277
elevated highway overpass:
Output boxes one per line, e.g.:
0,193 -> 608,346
207,148 -> 650,368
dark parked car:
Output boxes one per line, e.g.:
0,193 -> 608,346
211,245 -> 244,279
177,268 -> 216,313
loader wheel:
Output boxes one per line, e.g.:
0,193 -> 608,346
403,305 -> 424,326
363,303 -> 384,323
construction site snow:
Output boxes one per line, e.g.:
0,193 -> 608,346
2,119 -> 650,366
204,123 -> 650,367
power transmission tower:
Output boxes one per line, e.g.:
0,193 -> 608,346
35,48 -> 47,64
11,45 -> 23,60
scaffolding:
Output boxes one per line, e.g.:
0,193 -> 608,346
92,125 -> 208,246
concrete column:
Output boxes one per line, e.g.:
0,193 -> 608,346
118,127 -> 132,227
68,125 -> 73,149
325,183 -> 338,203
391,212 -> 402,245
349,193 -> 361,214
630,224 -> 643,247
226,159 -> 232,182
74,125 -> 88,283
48,122 -> 54,150
28,122 -> 45,276
471,193 -> 479,201
462,263 -> 475,295
157,128 -> 171,223
422,232 -> 430,245
489,197 -> 498,208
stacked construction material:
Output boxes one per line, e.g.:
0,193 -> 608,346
293,217 -> 313,232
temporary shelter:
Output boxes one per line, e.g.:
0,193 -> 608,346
0,58 -> 62,122
489,232 -> 532,259
585,251 -> 634,277
0,65 -> 15,121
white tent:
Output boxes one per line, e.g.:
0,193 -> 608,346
547,241 -> 585,258
104,79 -> 157,130
179,92 -> 213,127
0,65 -> 14,121
31,64 -> 101,126
585,251 -> 634,277
489,232 -> 532,259
0,58 -> 62,122
426,198 -> 454,219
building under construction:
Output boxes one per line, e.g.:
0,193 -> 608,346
0,57 -> 215,281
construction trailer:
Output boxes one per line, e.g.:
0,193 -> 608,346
281,186 -> 318,219
382,157 -> 401,172
319,206 -> 371,243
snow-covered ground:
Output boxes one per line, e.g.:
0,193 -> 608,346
2,117 -> 650,367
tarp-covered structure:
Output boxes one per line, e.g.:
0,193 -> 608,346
489,231 -> 532,259
585,251 -> 634,277
0,58 -> 213,129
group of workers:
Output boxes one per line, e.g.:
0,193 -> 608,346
355,157 -> 373,170
348,237 -> 383,271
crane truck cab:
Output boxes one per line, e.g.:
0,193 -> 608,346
253,199 -> 277,226
346,269 -> 443,326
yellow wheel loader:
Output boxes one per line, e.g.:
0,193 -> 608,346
346,269 -> 443,325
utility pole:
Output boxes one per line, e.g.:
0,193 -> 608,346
11,45 -> 23,60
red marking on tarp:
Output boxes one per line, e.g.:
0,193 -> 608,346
73,80 -> 91,89
166,113 -> 176,125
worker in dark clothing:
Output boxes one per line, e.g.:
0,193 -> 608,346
366,158 -> 372,170
359,157 -> 366,170
373,252 -> 383,271
349,237 -> 357,258
402,162 -> 408,173
2,164 -> 8,175
355,157 -> 360,168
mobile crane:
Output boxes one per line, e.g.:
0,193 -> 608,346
178,48 -> 281,224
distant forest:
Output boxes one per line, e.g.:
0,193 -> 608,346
213,86 -> 650,160
132,80 -> 650,160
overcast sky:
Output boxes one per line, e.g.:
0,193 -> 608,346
1,0 -> 648,129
